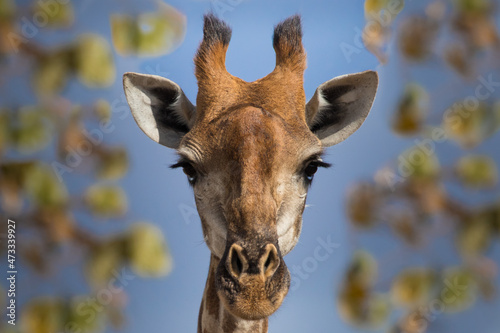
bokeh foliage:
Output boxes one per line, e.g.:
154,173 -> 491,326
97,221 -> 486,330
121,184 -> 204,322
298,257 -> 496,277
339,1 -> 500,332
0,1 -> 185,332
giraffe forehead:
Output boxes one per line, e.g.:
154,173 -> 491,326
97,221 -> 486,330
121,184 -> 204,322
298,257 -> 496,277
202,106 -> 314,165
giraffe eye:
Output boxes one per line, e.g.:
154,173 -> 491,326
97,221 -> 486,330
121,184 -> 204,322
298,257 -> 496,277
182,164 -> 197,184
304,162 -> 319,181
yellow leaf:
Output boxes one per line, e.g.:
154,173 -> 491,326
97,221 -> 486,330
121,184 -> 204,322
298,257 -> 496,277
21,298 -> 64,333
75,34 -> 115,87
24,163 -> 68,208
97,147 -> 129,181
391,268 -> 436,307
440,267 -> 478,312
127,222 -> 173,277
110,3 -> 186,57
392,83 -> 429,135
11,106 -> 52,153
455,155 -> 498,188
84,184 -> 128,218
32,1 -> 74,27
87,243 -> 124,287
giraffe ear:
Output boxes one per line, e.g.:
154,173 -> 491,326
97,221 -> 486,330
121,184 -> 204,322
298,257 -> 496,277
305,70 -> 378,147
123,72 -> 196,149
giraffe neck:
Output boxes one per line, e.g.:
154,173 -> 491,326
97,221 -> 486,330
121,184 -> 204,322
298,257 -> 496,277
198,255 -> 269,333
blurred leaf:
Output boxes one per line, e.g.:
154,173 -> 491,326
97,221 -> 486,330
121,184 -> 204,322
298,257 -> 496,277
338,286 -> 390,328
392,83 -> 429,135
0,0 -> 15,20
362,20 -> 389,64
111,3 -> 186,57
391,268 -> 436,307
58,108 -> 85,159
110,15 -> 139,56
11,106 -> 52,153
67,296 -> 105,333
442,102 -> 495,149
455,155 -> 498,189
440,267 -> 478,312
97,147 -> 129,181
399,145 -> 440,181
33,49 -> 72,96
87,240 -> 125,287
32,1 -> 74,28
21,298 -> 64,333
36,208 -> 75,243
127,222 -> 173,277
346,183 -> 380,228
75,34 -> 116,87
411,181 -> 447,214
24,163 -> 68,208
0,161 -> 35,213
0,109 -> 10,155
94,99 -> 111,122
84,184 -> 128,218
444,44 -> 473,77
347,250 -> 378,286
456,214 -> 492,257
390,212 -> 420,245
364,0 -> 404,19
398,16 -> 438,61
452,0 -> 491,14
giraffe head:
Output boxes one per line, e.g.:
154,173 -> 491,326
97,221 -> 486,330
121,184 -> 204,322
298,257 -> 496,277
123,14 -> 378,321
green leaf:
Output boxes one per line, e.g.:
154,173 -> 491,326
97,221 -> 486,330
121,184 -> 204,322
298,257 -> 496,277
32,1 -> 74,27
346,183 -> 379,228
127,222 -> 173,277
442,102 -> 493,149
456,214 -> 492,257
24,163 -> 68,208
0,0 -> 15,20
391,268 -> 436,307
97,147 -> 129,181
440,267 -> 478,312
86,241 -> 125,287
11,106 -> 52,153
392,83 -> 429,135
33,50 -> 71,96
93,99 -> 112,122
75,34 -> 116,87
21,298 -> 65,333
110,3 -> 186,57
84,184 -> 128,218
399,145 -> 440,180
347,250 -> 378,286
67,296 -> 105,333
456,155 -> 498,188
0,109 -> 10,155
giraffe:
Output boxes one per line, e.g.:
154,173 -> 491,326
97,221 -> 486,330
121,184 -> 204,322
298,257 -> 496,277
123,14 -> 378,333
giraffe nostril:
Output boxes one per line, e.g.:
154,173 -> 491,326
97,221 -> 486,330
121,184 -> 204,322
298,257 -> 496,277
231,250 -> 243,276
227,244 -> 247,278
261,244 -> 280,278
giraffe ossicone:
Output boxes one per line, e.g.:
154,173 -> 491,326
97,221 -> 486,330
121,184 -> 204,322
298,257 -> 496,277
123,13 -> 378,333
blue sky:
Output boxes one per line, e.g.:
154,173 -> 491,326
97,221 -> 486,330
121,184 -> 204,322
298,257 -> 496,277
3,0 -> 500,332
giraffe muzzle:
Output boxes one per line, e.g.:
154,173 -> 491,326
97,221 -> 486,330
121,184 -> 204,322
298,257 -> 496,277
215,240 -> 291,320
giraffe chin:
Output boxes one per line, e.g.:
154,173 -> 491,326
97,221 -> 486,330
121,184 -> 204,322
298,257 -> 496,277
216,268 -> 291,321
